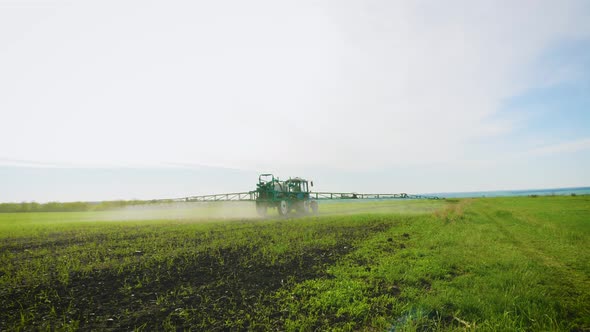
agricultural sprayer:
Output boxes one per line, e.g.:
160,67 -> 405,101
165,173 -> 440,217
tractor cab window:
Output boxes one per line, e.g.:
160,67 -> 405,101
287,181 -> 304,192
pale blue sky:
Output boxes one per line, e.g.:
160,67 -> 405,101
1,1 -> 589,202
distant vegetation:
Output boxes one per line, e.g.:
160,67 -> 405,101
0,200 -> 173,213
0,197 -> 588,330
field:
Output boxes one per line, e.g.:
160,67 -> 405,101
0,196 -> 589,331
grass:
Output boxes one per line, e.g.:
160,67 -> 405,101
0,196 -> 588,331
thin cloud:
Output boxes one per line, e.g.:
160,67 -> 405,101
528,138 -> 590,156
0,158 -> 69,168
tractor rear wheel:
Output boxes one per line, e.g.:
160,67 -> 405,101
310,201 -> 318,214
278,200 -> 289,216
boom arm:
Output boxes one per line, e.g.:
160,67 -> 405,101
163,191 -> 439,202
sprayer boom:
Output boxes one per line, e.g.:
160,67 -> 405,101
161,174 -> 440,216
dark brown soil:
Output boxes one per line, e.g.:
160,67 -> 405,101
0,224 -> 390,332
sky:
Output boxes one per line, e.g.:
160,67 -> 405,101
1,0 -> 589,202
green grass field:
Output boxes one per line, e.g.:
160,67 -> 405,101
1,197 -> 588,331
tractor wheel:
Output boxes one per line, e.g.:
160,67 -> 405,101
278,200 -> 289,216
256,203 -> 267,217
295,201 -> 309,215
302,200 -> 310,214
310,201 -> 319,214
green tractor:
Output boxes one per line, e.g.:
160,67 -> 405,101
253,174 -> 318,217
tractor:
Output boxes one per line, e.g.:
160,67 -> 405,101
253,174 -> 318,216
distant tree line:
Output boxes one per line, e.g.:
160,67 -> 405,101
0,200 -> 174,213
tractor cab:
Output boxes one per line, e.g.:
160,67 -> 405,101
285,177 -> 310,193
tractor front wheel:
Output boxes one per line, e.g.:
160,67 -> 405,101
302,200 -> 310,214
310,201 -> 318,214
295,201 -> 310,215
278,200 -> 289,216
